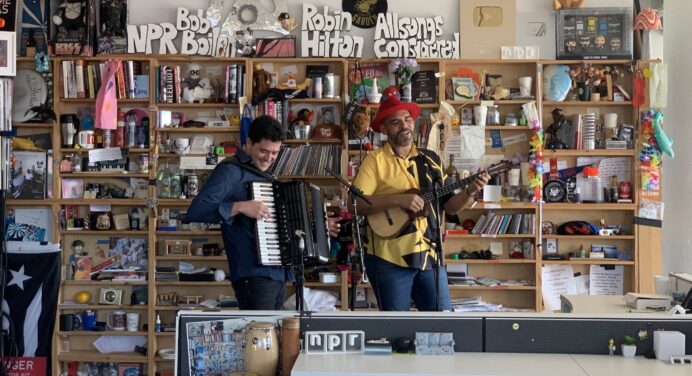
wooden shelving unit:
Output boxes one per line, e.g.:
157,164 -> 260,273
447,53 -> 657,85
4,55 -> 653,375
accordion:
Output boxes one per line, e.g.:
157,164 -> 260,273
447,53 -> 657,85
250,180 -> 330,266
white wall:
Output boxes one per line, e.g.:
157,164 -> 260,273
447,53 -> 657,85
663,2 -> 692,274
129,0 -> 691,273
129,0 -> 628,59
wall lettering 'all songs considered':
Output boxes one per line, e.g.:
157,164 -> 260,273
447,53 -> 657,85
373,13 -> 459,58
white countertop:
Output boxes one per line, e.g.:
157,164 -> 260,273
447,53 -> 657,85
291,352 -> 690,376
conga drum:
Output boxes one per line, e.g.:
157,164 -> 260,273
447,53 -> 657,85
244,322 -> 279,376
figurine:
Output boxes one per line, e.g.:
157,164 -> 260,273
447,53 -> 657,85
594,35 -> 606,49
237,28 -> 255,56
182,63 -> 213,103
608,338 -> 616,355
53,0 -> 87,36
579,36 -> 590,49
610,37 -> 621,51
564,39 -> 576,53
277,12 -> 297,34
546,108 -> 568,150
101,0 -> 127,37
252,63 -> 272,105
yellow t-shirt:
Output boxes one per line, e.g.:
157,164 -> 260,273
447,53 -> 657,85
352,143 -> 447,269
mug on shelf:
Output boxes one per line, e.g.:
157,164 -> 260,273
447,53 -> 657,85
107,310 -> 127,331
59,313 -> 82,331
126,312 -> 140,332
82,310 -> 97,331
78,130 -> 95,149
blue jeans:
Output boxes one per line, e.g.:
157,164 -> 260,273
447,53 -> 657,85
232,277 -> 285,310
365,254 -> 452,311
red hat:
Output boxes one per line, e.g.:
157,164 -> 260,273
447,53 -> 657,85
371,87 -> 420,132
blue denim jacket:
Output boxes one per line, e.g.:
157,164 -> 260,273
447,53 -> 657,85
186,149 -> 289,282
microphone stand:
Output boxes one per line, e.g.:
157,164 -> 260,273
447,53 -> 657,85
293,231 -> 306,312
419,156 -> 445,311
325,167 -> 371,310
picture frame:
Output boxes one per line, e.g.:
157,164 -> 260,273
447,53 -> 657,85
0,31 -> 16,76
165,240 -> 192,256
255,36 -> 296,58
555,7 -> 633,60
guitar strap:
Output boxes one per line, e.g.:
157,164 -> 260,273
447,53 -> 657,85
218,155 -> 277,182
413,149 -> 441,221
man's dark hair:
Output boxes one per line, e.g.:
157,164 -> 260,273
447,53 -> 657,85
249,115 -> 284,143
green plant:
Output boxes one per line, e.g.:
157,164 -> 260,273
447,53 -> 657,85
623,335 -> 637,346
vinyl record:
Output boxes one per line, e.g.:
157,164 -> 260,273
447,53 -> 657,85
12,69 -> 48,122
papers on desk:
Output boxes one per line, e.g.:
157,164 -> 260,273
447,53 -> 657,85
451,297 -> 503,312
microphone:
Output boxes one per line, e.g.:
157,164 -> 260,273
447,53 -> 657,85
295,230 -> 306,251
324,167 -> 372,205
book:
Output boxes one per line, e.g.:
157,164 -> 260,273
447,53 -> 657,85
74,256 -> 92,280
411,70 -> 437,104
10,151 -> 47,199
134,75 -> 149,98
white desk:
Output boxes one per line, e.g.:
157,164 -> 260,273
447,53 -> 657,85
291,353 -> 691,376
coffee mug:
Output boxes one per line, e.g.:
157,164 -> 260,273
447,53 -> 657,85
174,138 -> 190,155
107,310 -> 127,331
82,310 -> 97,331
59,313 -> 82,331
78,130 -> 95,149
126,312 -> 140,332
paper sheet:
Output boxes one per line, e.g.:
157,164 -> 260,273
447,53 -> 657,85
93,335 -> 147,353
576,157 -> 631,183
589,265 -> 624,295
541,264 -> 576,311
575,274 -> 590,295
458,126 -> 486,160
88,148 -> 123,163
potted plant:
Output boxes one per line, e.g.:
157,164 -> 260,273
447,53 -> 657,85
389,58 -> 418,102
621,335 -> 637,357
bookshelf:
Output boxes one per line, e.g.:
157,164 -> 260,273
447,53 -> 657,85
3,54 -> 658,375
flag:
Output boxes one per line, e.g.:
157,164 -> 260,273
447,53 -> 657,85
1,244 -> 60,375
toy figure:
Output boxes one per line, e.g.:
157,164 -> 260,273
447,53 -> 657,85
608,338 -> 616,355
277,12 -> 297,34
237,28 -> 255,56
101,0 -> 126,37
546,108 -> 568,150
610,37 -> 621,51
182,63 -> 213,103
564,39 -> 576,53
594,35 -> 606,49
53,0 -> 87,37
252,63 -> 272,104
579,36 -> 590,49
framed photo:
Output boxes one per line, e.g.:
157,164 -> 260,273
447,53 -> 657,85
0,32 -> 16,76
255,36 -> 296,58
556,7 -> 633,60
165,240 -> 191,256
